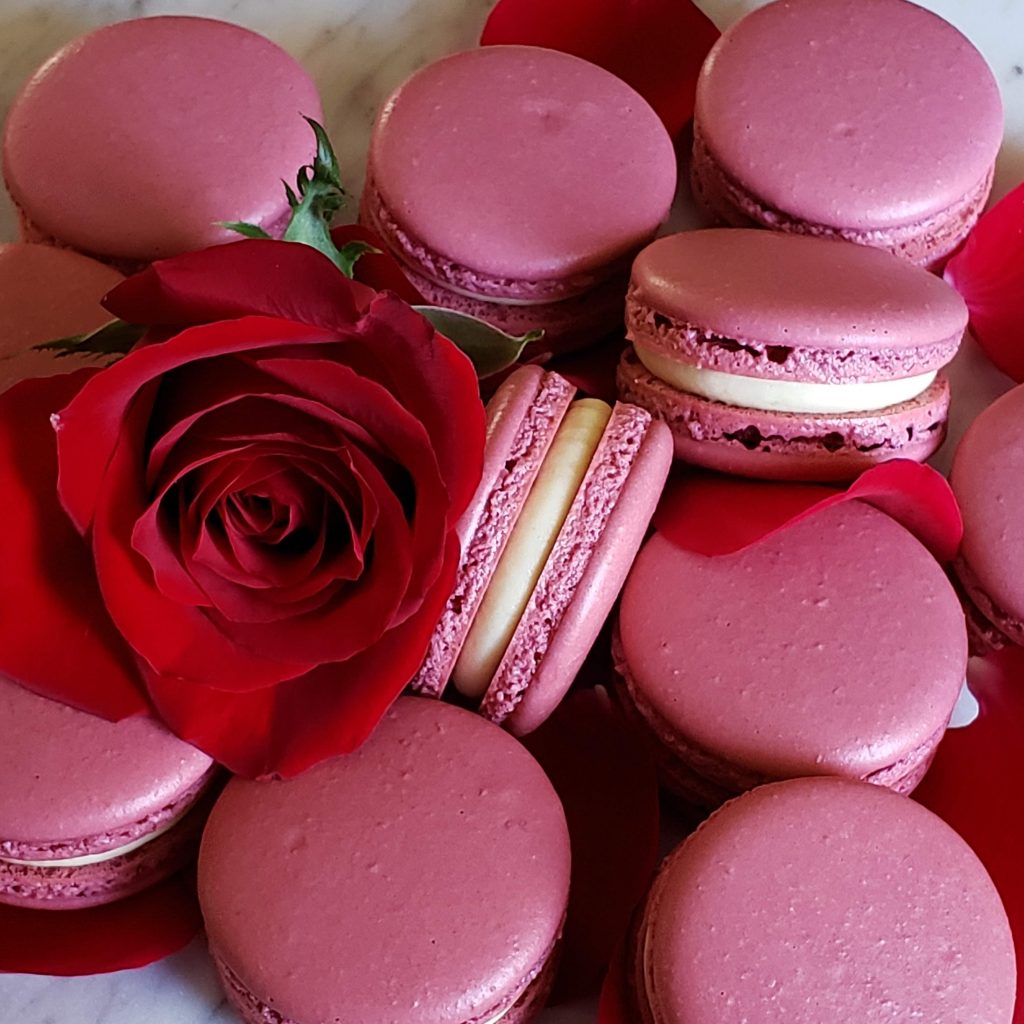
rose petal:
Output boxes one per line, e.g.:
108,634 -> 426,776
0,373 -> 146,719
480,0 -> 721,136
546,332 -> 626,404
945,182 -> 1024,382
330,223 -> 426,304
597,937 -> 632,1024
653,460 -> 962,562
522,687 -> 659,1001
142,533 -> 461,778
0,870 -> 201,976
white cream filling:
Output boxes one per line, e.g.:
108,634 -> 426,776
0,810 -> 186,868
453,398 -> 612,699
634,345 -> 936,414
948,678 -> 980,729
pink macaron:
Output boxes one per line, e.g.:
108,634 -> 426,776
362,46 -> 677,356
411,365 -> 672,734
630,777 -> 1016,1024
950,384 -> 1024,653
0,678 -> 218,910
616,229 -> 967,480
3,17 -> 322,268
199,697 -> 570,1024
614,500 -> 967,807
690,0 -> 1003,267
0,242 -> 123,392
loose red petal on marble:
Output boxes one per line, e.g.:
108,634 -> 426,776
914,647 -> 1024,1023
480,0 -> 720,137
597,936 -> 632,1024
945,182 -> 1024,382
522,687 -> 659,1001
0,870 -> 201,975
653,460 -> 962,562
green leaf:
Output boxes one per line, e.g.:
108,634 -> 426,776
413,306 -> 543,379
35,319 -> 146,362
222,221 -> 273,240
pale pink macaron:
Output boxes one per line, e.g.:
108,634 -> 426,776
0,678 -> 218,909
4,17 -> 322,267
199,697 -> 570,1024
631,778 -> 1016,1024
411,365 -> 672,734
691,0 -> 1003,267
362,46 -> 677,356
0,242 -> 123,392
614,501 -> 967,807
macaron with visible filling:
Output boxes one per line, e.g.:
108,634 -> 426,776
412,365 -> 672,734
199,697 -> 571,1024
0,242 -> 123,392
617,230 -> 967,480
3,17 -> 322,267
691,0 -> 1002,267
613,500 -> 967,807
0,678 -> 218,909
630,777 -> 1016,1024
950,384 -> 1024,653
362,45 -> 677,356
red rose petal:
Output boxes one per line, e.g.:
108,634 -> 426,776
654,460 -> 962,562
330,223 -> 426,304
522,688 -> 659,1001
0,373 -> 146,720
546,332 -> 626,404
0,870 -> 201,976
480,0 -> 720,137
945,182 -> 1024,382
597,938 -> 632,1024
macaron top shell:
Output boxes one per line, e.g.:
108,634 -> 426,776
0,678 -> 214,845
952,384 -> 1024,619
199,697 -> 571,1024
369,45 -> 677,282
618,502 -> 966,778
644,778 -> 1015,1024
629,230 -> 968,352
695,0 -> 1002,230
4,17 -> 322,261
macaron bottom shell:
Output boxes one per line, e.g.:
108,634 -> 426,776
955,555 -> 1024,655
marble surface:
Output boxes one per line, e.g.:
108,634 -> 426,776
0,1 -> 1020,1022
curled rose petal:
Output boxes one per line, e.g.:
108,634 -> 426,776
480,0 -> 721,137
945,182 -> 1024,382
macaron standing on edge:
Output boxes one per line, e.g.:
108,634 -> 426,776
691,0 -> 1003,267
0,679 -> 218,910
412,365 -> 672,734
617,230 -> 968,480
199,697 -> 571,1024
362,45 -> 677,357
3,16 -> 323,267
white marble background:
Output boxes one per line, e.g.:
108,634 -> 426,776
0,1 -> 1021,1022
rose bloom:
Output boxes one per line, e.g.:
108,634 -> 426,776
0,240 -> 485,777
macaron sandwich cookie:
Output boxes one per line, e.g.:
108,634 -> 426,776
412,366 -> 672,734
3,17 -> 322,267
199,698 -> 570,1024
362,46 -> 677,356
691,0 -> 1003,267
630,778 -> 1016,1024
617,230 -> 968,480
0,678 -> 217,909
951,384 -> 1024,653
614,500 -> 967,808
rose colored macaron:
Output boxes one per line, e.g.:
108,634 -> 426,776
691,0 -> 1002,267
614,501 -> 967,807
362,45 -> 677,356
631,778 -> 1016,1024
616,230 -> 967,480
4,17 -> 322,267
0,678 -> 217,910
950,384 -> 1024,653
199,697 -> 570,1024
0,242 -> 123,392
411,365 -> 672,734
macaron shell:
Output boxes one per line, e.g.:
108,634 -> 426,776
694,0 -> 1002,231
3,17 -> 322,262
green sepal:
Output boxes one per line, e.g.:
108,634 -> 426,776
413,306 -> 543,378
35,319 -> 145,362
220,221 -> 273,240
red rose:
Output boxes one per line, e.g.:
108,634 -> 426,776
0,240 -> 485,778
